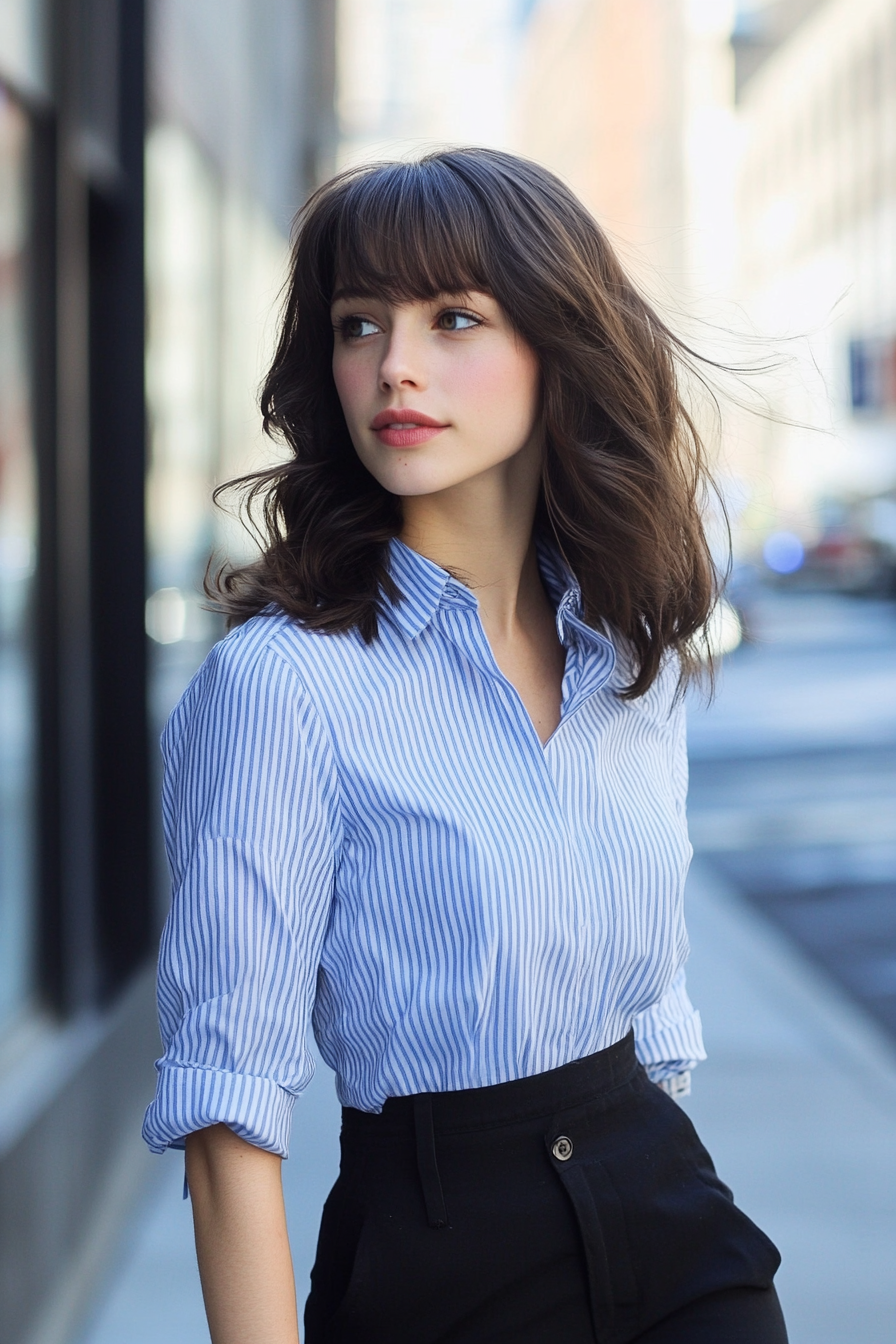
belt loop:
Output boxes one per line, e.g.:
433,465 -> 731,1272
413,1094 -> 449,1229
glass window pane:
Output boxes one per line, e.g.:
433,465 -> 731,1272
145,125 -> 223,731
144,123 -> 291,733
0,82 -> 36,1032
0,0 -> 49,99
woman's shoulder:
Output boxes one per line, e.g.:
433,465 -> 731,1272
187,609 -> 305,691
193,606 -> 362,688
163,610 -> 347,752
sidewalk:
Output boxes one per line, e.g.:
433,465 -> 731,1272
74,1048 -> 341,1344
681,858 -> 896,1344
75,858 -> 896,1344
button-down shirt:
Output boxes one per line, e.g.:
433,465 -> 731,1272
143,537 -> 704,1157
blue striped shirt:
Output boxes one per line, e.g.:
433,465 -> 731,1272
143,537 -> 704,1157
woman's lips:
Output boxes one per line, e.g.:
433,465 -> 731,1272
374,424 -> 447,447
370,409 -> 449,449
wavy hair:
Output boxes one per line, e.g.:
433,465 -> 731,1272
209,147 -> 722,698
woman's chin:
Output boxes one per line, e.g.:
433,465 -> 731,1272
370,466 -> 477,499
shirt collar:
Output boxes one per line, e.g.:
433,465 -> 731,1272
384,537 -> 472,639
385,536 -> 617,668
533,535 -> 618,680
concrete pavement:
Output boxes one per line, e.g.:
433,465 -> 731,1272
74,1045 -> 341,1344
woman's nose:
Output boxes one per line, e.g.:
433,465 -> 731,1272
378,329 -> 427,391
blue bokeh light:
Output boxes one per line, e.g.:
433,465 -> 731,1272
763,531 -> 805,574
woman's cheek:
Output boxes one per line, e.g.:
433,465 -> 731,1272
458,346 -> 540,441
332,353 -> 373,430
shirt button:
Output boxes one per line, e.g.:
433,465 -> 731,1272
551,1135 -> 573,1162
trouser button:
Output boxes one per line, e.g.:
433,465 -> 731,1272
551,1135 -> 573,1161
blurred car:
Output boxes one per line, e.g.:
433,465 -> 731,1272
760,493 -> 896,596
800,524 -> 882,593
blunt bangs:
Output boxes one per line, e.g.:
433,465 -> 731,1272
324,158 -> 497,305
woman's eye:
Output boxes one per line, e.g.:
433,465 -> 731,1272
339,315 -> 381,339
437,310 -> 480,332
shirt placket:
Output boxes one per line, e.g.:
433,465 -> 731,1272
435,592 -> 581,771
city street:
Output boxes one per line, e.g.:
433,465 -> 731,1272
687,589 -> 896,1038
75,588 -> 896,1344
682,587 -> 896,1343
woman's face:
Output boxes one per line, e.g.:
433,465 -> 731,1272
330,290 -> 542,498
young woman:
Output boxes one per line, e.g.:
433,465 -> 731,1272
143,148 -> 788,1344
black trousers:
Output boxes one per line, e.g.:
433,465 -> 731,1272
305,1034 -> 787,1343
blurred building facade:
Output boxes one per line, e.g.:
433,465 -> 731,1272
336,0 -> 519,166
734,0 -> 896,561
511,0 -> 744,574
512,0 -> 896,576
513,0 -> 688,288
0,5 -> 334,1343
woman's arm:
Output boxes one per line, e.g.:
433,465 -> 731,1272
185,1124 -> 300,1344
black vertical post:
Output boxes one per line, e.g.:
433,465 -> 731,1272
32,98 -> 63,1012
52,0 -> 98,1015
88,0 -> 151,1001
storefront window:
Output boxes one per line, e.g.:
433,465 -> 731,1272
0,0 -> 49,100
0,82 -> 36,1032
145,123 -> 291,738
145,125 -> 223,731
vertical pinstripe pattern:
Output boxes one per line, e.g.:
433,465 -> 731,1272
142,538 -> 704,1158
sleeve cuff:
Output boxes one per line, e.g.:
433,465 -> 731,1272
653,1069 -> 691,1099
633,1006 -> 706,1084
142,1064 -> 298,1158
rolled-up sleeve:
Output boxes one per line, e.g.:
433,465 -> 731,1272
142,631 -> 341,1157
632,966 -> 706,1083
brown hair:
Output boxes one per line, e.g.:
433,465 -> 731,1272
210,147 -> 721,698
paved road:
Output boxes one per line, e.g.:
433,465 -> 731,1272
75,588 -> 896,1344
687,590 -> 896,1039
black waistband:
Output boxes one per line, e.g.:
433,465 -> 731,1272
342,1031 -> 639,1139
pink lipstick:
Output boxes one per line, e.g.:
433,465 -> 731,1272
371,408 -> 448,448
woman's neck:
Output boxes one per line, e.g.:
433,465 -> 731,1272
398,441 -> 544,639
